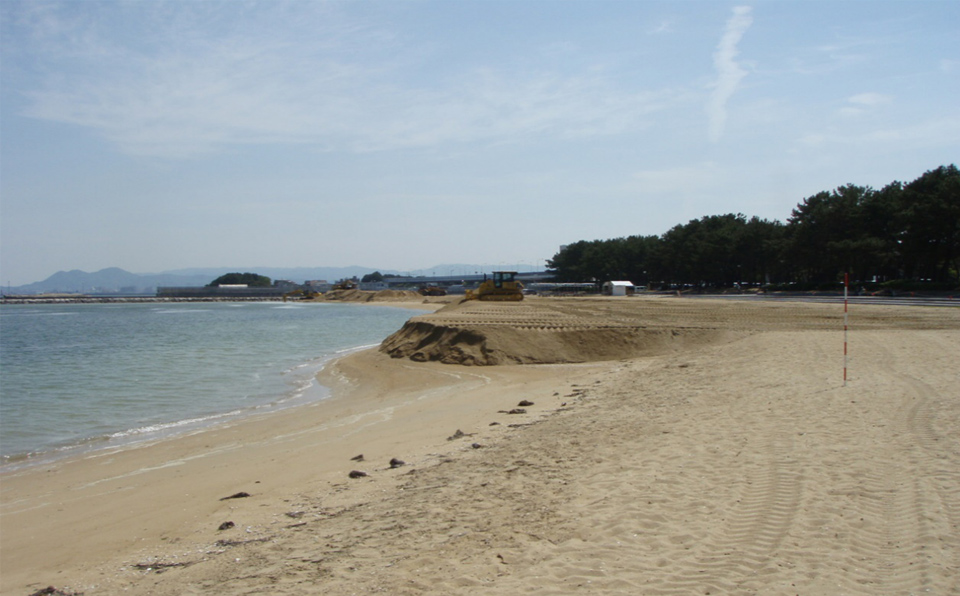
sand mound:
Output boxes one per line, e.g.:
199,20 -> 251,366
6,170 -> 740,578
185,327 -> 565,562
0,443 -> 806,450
318,288 -> 368,301
322,289 -> 423,302
380,320 -> 733,365
370,289 -> 424,301
380,298 -> 739,365
379,295 -> 957,365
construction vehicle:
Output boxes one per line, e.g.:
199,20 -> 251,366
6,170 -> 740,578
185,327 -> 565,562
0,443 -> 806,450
465,271 -> 524,301
282,289 -> 321,302
419,285 -> 447,297
332,279 -> 358,291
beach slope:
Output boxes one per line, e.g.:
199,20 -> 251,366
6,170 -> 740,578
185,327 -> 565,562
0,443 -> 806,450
2,297 -> 958,595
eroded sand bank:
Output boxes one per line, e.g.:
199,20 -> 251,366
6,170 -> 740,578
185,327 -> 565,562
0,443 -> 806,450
2,296 -> 958,595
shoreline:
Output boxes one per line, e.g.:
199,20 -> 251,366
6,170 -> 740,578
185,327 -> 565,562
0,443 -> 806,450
1,343 -> 608,594
0,289 -> 448,306
0,344 -> 351,473
0,296 -> 287,305
0,299 -> 442,470
2,297 -> 959,595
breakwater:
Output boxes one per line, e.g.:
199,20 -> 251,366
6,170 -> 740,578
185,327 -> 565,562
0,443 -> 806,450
1,296 -> 284,305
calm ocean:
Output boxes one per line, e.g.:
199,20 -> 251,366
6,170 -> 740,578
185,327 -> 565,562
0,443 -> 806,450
0,301 -> 416,468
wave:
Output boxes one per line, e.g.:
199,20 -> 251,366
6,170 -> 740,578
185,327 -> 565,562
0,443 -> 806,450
1,301 -> 413,471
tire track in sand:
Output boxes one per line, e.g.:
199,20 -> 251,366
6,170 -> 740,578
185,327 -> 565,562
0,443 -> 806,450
819,333 -> 960,595
621,334 -> 813,596
892,335 -> 960,595
647,433 -> 803,596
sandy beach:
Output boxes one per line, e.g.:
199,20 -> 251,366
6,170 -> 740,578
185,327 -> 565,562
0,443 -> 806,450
2,296 -> 958,595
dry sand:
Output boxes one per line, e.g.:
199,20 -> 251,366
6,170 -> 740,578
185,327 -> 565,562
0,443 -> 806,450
2,296 -> 958,595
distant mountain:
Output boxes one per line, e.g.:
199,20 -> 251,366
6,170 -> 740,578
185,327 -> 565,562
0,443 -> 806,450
5,263 -> 545,295
44,267 -> 142,291
7,268 -> 213,295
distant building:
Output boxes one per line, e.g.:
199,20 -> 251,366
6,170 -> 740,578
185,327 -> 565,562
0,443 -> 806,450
359,281 -> 388,291
305,280 -> 332,292
602,281 -> 636,296
272,280 -> 300,290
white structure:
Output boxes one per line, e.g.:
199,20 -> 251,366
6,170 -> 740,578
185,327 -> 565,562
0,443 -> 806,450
602,281 -> 635,296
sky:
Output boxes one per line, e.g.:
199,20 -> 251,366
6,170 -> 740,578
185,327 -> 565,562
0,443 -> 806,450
1,1 -> 957,286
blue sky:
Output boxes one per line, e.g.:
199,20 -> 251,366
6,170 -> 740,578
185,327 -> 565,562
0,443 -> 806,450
1,0 -> 957,286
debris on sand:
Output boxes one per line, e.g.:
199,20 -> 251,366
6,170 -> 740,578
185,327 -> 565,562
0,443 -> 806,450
132,561 -> 196,573
219,492 -> 251,501
389,458 -> 406,468
348,470 -> 368,479
215,537 -> 272,548
29,588 -> 82,596
350,454 -> 365,462
217,521 -> 235,531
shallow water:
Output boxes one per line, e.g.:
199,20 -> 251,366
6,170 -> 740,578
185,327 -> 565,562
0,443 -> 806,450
0,301 -> 414,467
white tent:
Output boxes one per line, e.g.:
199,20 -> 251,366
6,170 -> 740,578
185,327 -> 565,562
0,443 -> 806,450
602,281 -> 635,296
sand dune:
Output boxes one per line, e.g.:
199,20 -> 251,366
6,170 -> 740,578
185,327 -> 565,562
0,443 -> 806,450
2,296 -> 958,595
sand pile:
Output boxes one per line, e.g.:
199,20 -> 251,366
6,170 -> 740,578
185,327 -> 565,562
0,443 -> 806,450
380,317 -> 736,365
320,289 -> 423,302
381,295 -> 952,365
380,298 -> 767,365
369,289 -> 424,301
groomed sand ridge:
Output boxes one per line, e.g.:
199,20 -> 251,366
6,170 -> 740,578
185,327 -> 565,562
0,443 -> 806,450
380,296 -> 946,364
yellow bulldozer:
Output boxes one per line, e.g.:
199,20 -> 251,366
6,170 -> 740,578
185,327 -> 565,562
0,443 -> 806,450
465,271 -> 524,301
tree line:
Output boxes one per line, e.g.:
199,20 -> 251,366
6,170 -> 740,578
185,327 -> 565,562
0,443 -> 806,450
207,272 -> 273,287
547,165 -> 959,290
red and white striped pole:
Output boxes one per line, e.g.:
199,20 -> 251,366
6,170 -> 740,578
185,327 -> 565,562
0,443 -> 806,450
843,272 -> 849,387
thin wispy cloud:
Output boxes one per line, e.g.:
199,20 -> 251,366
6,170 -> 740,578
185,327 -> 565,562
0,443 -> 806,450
838,92 -> 892,117
797,114 -> 960,150
649,19 -> 674,35
706,5 -> 753,143
848,92 -> 891,106
23,67 -> 673,158
8,3 -> 675,158
632,161 -> 724,196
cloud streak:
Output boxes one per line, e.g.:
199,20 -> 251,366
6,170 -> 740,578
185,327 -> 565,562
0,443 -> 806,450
7,2 -> 676,158
706,5 -> 753,143
22,64 -> 673,158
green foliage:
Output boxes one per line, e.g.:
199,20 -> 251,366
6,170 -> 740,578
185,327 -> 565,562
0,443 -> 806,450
548,165 -> 959,288
547,236 -> 660,285
207,272 -> 272,287
361,271 -> 385,283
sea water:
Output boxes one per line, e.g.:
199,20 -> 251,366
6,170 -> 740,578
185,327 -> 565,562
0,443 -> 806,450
0,301 -> 416,468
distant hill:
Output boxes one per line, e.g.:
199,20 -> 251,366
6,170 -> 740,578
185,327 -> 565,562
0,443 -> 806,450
161,266 -> 389,284
5,263 -> 544,295
7,268 -> 212,295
